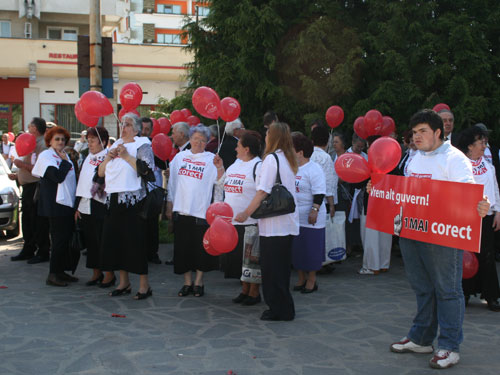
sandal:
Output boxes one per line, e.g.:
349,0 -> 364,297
178,284 -> 193,297
193,285 -> 204,297
109,284 -> 131,297
134,288 -> 152,300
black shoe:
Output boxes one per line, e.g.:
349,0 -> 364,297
165,260 -> 174,265
487,299 -> 500,312
301,283 -> 318,294
99,276 -> 116,288
57,272 -> 79,282
109,284 -> 131,297
260,309 -> 294,321
148,255 -> 162,264
85,274 -> 104,286
27,255 -> 49,264
193,285 -> 204,297
46,274 -> 68,287
292,282 -> 306,291
242,295 -> 261,306
11,252 -> 34,261
178,284 -> 193,297
232,293 -> 248,303
134,288 -> 153,300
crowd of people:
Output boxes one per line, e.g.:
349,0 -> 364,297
3,106 -> 500,370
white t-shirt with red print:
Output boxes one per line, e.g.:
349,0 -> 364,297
295,161 -> 326,229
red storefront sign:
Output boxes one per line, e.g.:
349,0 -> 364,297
366,174 -> 483,252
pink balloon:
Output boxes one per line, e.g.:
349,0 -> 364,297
170,110 -> 187,125
120,83 -> 143,111
192,86 -> 220,120
187,115 -> 200,127
379,116 -> 396,136
353,116 -> 369,140
203,229 -> 221,256
335,153 -> 371,183
181,108 -> 192,118
364,110 -> 383,137
206,202 -> 233,225
326,105 -> 344,128
462,251 -> 479,279
368,137 -> 402,174
75,100 -> 99,127
80,91 -> 113,118
209,217 -> 238,253
15,133 -> 36,157
151,134 -> 173,161
219,97 -> 241,122
432,103 -> 450,113
7,132 -> 15,142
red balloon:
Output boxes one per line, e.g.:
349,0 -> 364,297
334,153 -> 371,183
206,202 -> 234,225
187,115 -> 200,127
209,217 -> 238,253
118,107 -> 139,121
462,251 -> 479,279
370,172 -> 385,185
80,91 -> 113,118
151,134 -> 173,161
353,116 -> 369,139
168,146 -> 179,162
181,108 -> 192,118
150,118 -> 160,137
157,117 -> 172,135
120,83 -> 143,111
170,110 -> 187,125
203,229 -> 221,256
368,137 -> 401,174
192,86 -> 220,120
379,116 -> 396,136
219,97 -> 241,122
75,100 -> 99,127
432,103 -> 450,113
325,105 -> 344,128
15,133 -> 36,157
7,132 -> 15,142
364,110 -> 383,137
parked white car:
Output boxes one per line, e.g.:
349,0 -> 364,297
0,155 -> 20,238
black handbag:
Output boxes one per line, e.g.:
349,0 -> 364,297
139,182 -> 167,220
251,153 -> 296,219
65,222 -> 83,274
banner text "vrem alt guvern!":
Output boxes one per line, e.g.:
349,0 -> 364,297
366,175 -> 483,252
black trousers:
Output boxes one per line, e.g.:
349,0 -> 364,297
81,209 -> 105,270
145,215 -> 160,259
463,215 -> 500,300
260,235 -> 295,320
48,216 -> 74,274
21,182 -> 50,257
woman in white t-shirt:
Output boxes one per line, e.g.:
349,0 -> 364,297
235,122 -> 299,321
167,125 -> 225,298
458,126 -> 500,312
291,134 -> 326,293
215,130 -> 262,305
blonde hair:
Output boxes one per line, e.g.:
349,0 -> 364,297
263,122 -> 298,174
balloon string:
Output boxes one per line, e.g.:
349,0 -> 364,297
217,120 -> 226,154
96,125 -> 104,150
112,112 -> 122,139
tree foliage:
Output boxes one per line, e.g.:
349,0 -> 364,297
171,0 -> 499,140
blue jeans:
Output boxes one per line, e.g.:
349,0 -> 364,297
399,238 -> 464,352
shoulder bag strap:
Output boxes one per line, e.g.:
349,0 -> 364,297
252,161 -> 262,181
271,152 -> 282,184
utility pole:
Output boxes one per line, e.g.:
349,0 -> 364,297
89,0 -> 102,92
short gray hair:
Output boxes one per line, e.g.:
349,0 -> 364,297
189,124 -> 211,142
172,122 -> 190,140
122,113 -> 142,135
225,118 -> 243,136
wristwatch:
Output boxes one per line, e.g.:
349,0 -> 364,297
311,206 -> 319,212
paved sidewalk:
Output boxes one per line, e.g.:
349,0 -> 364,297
0,236 -> 499,375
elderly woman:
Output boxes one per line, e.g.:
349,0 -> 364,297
32,126 -> 77,287
214,130 -> 262,304
75,127 -> 116,287
98,113 -> 155,300
235,122 -> 299,321
457,126 -> 500,311
291,134 -> 326,293
167,124 -> 224,297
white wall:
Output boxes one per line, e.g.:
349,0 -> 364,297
23,88 -> 40,131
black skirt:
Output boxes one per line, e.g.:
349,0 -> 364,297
219,224 -> 246,279
100,193 -> 148,275
81,200 -> 106,270
173,214 -> 219,274
463,215 -> 500,300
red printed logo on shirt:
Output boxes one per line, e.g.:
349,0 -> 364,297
179,158 -> 206,180
224,173 -> 245,194
472,159 -> 487,176
295,175 -> 302,193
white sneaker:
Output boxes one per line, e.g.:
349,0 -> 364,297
358,267 -> 375,275
390,337 -> 434,353
429,350 -> 460,369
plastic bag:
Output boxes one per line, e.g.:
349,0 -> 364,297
241,225 -> 261,283
323,211 -> 346,265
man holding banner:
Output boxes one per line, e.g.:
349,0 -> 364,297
373,110 -> 490,369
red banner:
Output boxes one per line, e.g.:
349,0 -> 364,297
366,174 -> 483,252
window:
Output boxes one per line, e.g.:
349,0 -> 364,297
0,21 -> 11,37
157,33 -> 181,44
197,6 -> 210,16
157,4 -> 182,14
47,27 -> 78,41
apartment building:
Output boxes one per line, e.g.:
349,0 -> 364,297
0,0 -> 205,137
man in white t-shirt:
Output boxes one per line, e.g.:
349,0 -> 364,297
389,109 -> 490,369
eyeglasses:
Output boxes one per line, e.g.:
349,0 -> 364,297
53,137 -> 66,142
